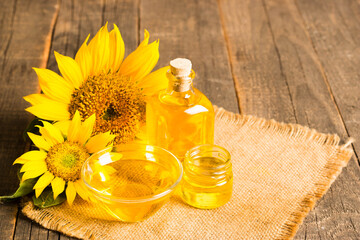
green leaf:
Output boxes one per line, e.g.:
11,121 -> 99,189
0,177 -> 37,203
23,118 -> 43,142
17,168 -> 23,181
33,188 -> 66,208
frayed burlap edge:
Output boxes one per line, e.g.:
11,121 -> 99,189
214,107 -> 354,240
21,107 -> 354,240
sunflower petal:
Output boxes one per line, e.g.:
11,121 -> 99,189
53,120 -> 71,137
26,101 -> 70,121
109,24 -> 125,72
74,181 -> 89,201
119,32 -> 159,82
23,94 -> 53,106
138,29 -> 150,48
21,163 -> 47,181
13,150 -> 47,165
52,177 -> 65,199
20,159 -> 47,173
78,114 -> 96,145
33,171 -> 54,190
88,23 -> 110,75
67,111 -> 81,142
75,34 -> 92,80
133,41 -> 160,81
40,121 -> 64,145
35,186 -> 47,198
85,131 -> 115,153
66,181 -> 77,205
27,132 -> 51,151
33,68 -> 73,104
138,66 -> 169,96
54,51 -> 83,89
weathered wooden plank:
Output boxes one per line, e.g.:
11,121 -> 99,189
262,0 -> 360,237
29,223 -> 50,240
295,0 -> 360,156
48,230 -> 60,240
14,212 -> 63,240
218,0 -> 296,121
260,0 -> 360,238
0,0 -> 58,239
59,235 -> 79,240
48,0 -> 139,73
219,0 -> 360,238
14,212 -> 32,240
262,0 -> 352,137
103,0 -> 139,55
140,0 -> 239,113
47,0 -> 103,72
0,204 -> 17,239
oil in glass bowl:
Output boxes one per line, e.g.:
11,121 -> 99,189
82,144 -> 183,222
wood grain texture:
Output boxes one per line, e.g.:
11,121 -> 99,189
29,223 -> 51,240
218,0 -> 296,122
295,0 -> 360,156
140,0 -> 240,113
219,0 -> 360,238
0,204 -> 17,239
0,0 -> 58,239
14,212 -> 32,240
103,0 -> 139,55
47,0 -> 139,73
47,0 -> 103,72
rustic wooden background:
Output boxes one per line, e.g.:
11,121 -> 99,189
1,0 -> 359,239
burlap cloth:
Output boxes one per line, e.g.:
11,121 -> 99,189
22,107 -> 353,239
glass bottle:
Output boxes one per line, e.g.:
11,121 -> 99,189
181,144 -> 233,209
146,58 -> 215,160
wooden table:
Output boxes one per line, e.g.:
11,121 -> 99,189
1,0 -> 359,239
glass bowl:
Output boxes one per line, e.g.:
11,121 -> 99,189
81,143 -> 183,222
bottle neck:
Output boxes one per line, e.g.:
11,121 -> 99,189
166,70 -> 195,93
168,79 -> 193,92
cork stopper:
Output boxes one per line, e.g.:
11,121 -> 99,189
170,58 -> 192,78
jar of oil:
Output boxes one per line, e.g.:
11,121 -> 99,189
181,144 -> 233,209
146,58 -> 214,160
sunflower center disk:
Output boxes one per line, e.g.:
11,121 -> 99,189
45,141 -> 90,181
69,73 -> 146,144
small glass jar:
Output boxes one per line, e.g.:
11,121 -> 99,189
181,144 -> 233,209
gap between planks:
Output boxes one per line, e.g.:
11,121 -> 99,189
293,0 -> 359,163
216,0 -> 242,114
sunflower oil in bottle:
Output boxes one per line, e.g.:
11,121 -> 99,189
181,144 -> 233,209
88,159 -> 176,222
146,58 -> 214,160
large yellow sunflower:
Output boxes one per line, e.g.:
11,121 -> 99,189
24,23 -> 169,144
13,111 -> 116,205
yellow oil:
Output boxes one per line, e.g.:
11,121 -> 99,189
181,156 -> 233,209
146,88 -> 214,160
88,159 -> 176,222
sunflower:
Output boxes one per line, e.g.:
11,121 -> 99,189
13,111 -> 116,205
24,23 -> 169,144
